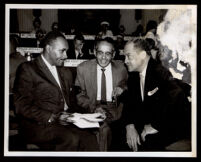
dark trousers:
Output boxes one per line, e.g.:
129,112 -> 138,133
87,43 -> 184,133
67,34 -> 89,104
20,122 -> 99,151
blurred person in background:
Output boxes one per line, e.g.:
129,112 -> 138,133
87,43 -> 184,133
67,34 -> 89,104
67,34 -> 92,59
97,21 -> 113,39
31,17 -> 46,34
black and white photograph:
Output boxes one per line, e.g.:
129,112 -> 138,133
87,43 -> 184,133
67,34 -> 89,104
4,4 -> 197,157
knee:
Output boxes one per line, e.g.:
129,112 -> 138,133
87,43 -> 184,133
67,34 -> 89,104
65,131 -> 80,147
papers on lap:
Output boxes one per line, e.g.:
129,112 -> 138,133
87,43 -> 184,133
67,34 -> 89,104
67,113 -> 104,128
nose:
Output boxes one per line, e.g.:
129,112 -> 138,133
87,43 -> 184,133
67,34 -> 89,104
124,56 -> 128,64
101,53 -> 106,59
63,51 -> 68,59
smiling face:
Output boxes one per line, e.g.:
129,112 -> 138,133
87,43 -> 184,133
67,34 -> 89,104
124,42 -> 146,72
95,41 -> 114,68
46,37 -> 69,66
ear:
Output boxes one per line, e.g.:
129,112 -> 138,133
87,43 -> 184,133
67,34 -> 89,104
112,51 -> 116,59
140,50 -> 147,59
46,44 -> 51,53
94,50 -> 97,57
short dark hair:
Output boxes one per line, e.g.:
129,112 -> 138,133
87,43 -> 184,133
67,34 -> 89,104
128,38 -> 152,56
146,20 -> 157,33
95,37 -> 115,51
74,34 -> 84,42
40,31 -> 66,48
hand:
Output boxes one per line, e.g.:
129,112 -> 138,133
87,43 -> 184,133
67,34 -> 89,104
126,124 -> 141,151
94,107 -> 106,120
141,124 -> 159,142
112,87 -> 123,98
58,112 -> 73,126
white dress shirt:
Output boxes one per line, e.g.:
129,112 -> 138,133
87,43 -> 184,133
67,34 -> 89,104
139,63 -> 148,101
41,55 -> 68,111
97,63 -> 113,102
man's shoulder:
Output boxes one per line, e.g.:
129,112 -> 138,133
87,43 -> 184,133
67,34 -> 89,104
112,60 -> 126,69
78,59 -> 96,68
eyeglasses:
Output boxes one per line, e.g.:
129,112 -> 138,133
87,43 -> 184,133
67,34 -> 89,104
96,51 -> 113,57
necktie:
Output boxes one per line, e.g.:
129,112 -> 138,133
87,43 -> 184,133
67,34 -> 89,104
140,73 -> 144,101
101,68 -> 106,102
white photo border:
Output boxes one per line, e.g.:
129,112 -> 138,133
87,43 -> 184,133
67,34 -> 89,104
4,4 -> 197,157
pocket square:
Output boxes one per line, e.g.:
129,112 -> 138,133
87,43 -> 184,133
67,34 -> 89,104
147,87 -> 159,96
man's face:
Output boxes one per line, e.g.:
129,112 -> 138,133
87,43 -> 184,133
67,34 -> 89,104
95,41 -> 114,68
124,42 -> 145,72
74,39 -> 84,52
48,37 -> 68,66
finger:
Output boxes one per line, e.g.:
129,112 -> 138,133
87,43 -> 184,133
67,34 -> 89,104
137,136 -> 141,145
126,137 -> 132,149
126,139 -> 130,148
131,138 -> 137,151
141,133 -> 145,142
134,139 -> 138,151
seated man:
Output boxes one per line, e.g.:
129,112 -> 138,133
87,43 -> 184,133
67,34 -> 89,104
75,37 -> 128,151
67,34 -> 92,59
122,38 -> 189,151
13,31 -> 99,151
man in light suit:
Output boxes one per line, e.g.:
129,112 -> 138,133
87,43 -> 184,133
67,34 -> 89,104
122,38 -> 188,151
75,37 -> 128,151
13,31 -> 99,151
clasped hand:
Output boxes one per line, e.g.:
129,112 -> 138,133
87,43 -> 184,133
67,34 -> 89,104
112,87 -> 123,99
141,124 -> 158,142
58,111 -> 74,126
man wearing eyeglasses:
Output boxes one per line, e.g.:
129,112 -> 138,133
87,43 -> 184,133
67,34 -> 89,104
75,37 -> 128,151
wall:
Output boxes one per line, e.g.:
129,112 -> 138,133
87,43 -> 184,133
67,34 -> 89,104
119,9 -> 138,35
17,9 -> 58,32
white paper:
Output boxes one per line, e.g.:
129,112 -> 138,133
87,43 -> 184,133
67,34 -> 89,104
68,113 -> 104,128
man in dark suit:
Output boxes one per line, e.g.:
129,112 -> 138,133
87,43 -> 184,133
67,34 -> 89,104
122,38 -> 187,151
75,38 -> 128,151
13,31 -> 99,151
67,34 -> 93,60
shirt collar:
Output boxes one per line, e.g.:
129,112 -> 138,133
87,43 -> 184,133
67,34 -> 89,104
140,60 -> 148,77
97,63 -> 111,71
41,54 -> 56,70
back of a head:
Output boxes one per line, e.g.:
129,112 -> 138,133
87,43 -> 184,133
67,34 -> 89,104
40,31 -> 66,49
146,20 -> 157,33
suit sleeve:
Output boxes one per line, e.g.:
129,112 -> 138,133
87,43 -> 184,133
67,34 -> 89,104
13,63 -> 52,124
75,64 -> 92,112
118,65 -> 128,91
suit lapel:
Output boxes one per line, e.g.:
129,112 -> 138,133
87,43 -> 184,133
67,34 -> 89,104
91,60 -> 97,98
111,61 -> 117,89
144,58 -> 157,99
57,67 -> 70,105
36,55 -> 60,89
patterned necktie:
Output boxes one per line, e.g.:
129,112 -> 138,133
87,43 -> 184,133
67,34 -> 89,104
101,68 -> 106,102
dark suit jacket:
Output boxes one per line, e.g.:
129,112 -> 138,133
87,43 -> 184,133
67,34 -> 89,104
75,59 -> 128,122
13,55 -> 76,126
123,58 -> 186,135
